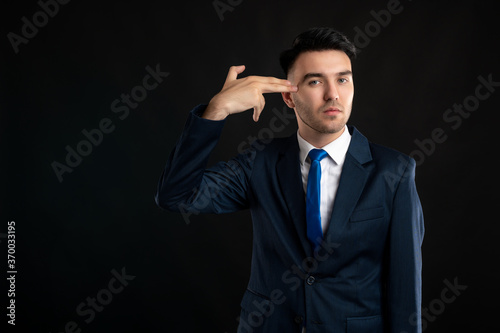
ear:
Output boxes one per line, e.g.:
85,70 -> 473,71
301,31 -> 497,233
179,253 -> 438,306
281,92 -> 295,108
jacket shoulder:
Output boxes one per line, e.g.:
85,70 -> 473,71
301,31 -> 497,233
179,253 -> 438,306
368,141 -> 416,170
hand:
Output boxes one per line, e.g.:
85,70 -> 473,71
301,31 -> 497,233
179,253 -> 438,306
203,65 -> 298,122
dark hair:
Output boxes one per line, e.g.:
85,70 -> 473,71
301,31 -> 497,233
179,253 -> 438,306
279,27 -> 357,76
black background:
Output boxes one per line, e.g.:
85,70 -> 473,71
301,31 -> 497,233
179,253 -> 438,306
2,0 -> 499,332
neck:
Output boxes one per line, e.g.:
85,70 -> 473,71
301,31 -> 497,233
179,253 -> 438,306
298,125 -> 346,148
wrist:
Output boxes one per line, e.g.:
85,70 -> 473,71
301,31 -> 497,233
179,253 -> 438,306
202,97 -> 229,121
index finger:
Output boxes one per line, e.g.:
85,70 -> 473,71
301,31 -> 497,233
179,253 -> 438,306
260,82 -> 298,94
251,76 -> 294,86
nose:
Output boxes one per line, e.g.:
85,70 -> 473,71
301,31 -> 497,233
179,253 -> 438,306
324,81 -> 339,101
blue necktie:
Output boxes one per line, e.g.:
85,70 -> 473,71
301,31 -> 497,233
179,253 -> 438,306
306,149 -> 328,251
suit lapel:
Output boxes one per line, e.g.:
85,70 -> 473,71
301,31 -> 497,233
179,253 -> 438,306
324,126 -> 373,242
275,127 -> 373,257
276,135 -> 313,258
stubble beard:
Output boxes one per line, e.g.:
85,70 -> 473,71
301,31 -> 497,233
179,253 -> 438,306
294,98 -> 352,135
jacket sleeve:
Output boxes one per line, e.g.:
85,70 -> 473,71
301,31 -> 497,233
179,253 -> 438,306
155,104 -> 255,216
387,157 -> 425,333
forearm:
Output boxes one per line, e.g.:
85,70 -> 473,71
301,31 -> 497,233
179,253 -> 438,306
155,104 -> 226,212
155,104 -> 254,214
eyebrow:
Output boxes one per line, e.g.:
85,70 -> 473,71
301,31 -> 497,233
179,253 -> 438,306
302,70 -> 353,81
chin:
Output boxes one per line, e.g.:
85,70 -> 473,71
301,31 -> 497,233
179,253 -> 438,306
322,123 -> 346,134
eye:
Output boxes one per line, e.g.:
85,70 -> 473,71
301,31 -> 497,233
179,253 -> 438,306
338,78 -> 348,84
309,80 -> 321,86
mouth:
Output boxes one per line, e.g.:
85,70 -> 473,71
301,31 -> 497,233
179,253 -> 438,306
323,107 -> 341,116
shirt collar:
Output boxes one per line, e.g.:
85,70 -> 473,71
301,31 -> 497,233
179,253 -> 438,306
297,125 -> 352,165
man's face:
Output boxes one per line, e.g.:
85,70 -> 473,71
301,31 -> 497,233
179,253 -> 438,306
283,50 -> 354,137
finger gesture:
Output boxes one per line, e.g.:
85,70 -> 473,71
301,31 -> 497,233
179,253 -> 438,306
203,65 -> 297,122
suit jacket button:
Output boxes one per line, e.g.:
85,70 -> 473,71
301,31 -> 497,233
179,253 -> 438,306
294,315 -> 304,324
306,275 -> 315,285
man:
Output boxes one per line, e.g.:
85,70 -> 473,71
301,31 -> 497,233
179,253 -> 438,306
156,27 -> 424,333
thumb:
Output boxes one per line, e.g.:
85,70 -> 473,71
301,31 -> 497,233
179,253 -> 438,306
224,65 -> 246,85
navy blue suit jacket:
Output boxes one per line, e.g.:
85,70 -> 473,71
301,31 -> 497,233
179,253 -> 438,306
156,105 -> 424,333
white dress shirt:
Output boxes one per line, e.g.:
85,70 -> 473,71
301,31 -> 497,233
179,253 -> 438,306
297,125 -> 352,235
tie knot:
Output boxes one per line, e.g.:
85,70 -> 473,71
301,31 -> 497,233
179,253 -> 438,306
308,149 -> 328,162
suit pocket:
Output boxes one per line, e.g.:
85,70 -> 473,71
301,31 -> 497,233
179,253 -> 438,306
346,315 -> 383,333
240,288 -> 272,312
349,206 -> 384,223
239,289 -> 274,332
